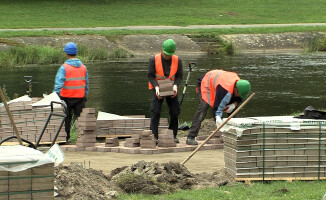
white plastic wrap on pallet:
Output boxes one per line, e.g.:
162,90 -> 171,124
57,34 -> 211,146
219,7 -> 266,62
223,116 -> 326,137
0,144 -> 64,172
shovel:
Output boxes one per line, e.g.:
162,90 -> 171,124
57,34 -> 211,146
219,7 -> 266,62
179,62 -> 196,106
178,62 -> 196,130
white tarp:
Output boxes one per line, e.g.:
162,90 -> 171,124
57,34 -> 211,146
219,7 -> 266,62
97,111 -> 146,120
32,92 -> 62,108
0,144 -> 64,172
223,116 -> 326,137
7,95 -> 31,104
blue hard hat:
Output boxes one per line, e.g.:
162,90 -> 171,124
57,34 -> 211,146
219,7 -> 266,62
64,42 -> 78,55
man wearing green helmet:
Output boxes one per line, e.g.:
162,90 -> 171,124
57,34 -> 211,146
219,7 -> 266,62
148,39 -> 183,144
186,70 -> 251,145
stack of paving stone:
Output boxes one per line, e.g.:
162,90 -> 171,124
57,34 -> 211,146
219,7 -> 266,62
140,130 -> 156,149
223,122 -> 326,180
105,138 -> 119,147
157,79 -> 174,97
124,129 -> 141,147
96,115 -> 168,137
76,108 -> 97,149
0,163 -> 54,199
0,100 -> 66,143
158,129 -> 176,147
196,131 -> 223,144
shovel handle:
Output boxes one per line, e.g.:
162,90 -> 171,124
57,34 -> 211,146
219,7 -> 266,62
0,88 -> 23,145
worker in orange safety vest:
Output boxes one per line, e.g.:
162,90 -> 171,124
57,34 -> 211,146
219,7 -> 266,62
148,39 -> 183,144
186,70 -> 251,145
54,42 -> 89,143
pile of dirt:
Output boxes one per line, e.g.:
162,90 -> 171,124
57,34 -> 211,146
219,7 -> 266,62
55,163 -> 122,200
110,160 -> 197,194
197,118 -> 217,136
55,160 -> 235,199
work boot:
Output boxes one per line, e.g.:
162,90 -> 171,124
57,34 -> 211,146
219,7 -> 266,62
186,137 -> 198,145
66,138 -> 71,144
174,138 -> 179,143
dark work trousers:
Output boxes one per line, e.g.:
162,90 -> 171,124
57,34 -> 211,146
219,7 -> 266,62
60,97 -> 86,141
187,87 -> 210,139
150,89 -> 180,140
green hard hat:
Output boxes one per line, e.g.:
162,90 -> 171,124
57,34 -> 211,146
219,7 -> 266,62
236,80 -> 251,99
162,39 -> 176,56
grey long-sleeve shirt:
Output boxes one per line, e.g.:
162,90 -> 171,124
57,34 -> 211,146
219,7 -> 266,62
147,54 -> 183,88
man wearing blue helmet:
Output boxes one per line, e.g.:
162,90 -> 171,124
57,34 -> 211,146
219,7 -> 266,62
54,42 -> 89,143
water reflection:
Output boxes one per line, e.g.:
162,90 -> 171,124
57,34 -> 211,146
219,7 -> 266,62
0,53 -> 325,122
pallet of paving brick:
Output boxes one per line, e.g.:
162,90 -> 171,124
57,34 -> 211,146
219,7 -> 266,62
0,164 -> 55,200
0,146 -> 55,199
222,117 -> 326,180
96,111 -> 169,138
0,97 -> 67,145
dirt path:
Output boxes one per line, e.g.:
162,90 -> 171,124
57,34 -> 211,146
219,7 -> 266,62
62,149 -> 224,175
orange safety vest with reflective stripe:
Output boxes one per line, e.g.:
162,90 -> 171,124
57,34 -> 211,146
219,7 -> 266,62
148,53 -> 179,89
60,63 -> 87,98
201,70 -> 240,107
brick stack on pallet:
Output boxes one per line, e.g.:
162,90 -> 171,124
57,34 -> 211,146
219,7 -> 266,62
223,121 -> 326,181
105,138 -> 119,147
0,100 -> 66,144
140,130 -> 156,149
0,163 -> 54,200
96,113 -> 168,138
158,129 -> 176,147
76,108 -> 97,150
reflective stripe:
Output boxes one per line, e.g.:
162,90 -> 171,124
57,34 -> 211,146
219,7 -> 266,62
63,85 -> 86,89
155,74 -> 166,79
155,74 -> 175,79
66,77 -> 86,81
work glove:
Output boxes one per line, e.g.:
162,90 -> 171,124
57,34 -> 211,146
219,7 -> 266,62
172,85 -> 178,98
224,103 -> 236,113
155,86 -> 160,96
155,86 -> 163,99
215,116 -> 222,128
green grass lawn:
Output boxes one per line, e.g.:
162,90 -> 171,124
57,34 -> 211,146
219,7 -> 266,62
1,0 -> 326,29
118,181 -> 326,200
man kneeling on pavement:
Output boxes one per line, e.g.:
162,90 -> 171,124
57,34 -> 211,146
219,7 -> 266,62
186,69 -> 251,145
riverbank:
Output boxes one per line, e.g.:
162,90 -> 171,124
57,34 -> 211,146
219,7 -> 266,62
1,32 -> 326,58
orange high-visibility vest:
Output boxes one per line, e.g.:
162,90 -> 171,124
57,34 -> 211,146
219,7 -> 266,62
201,70 -> 240,107
148,53 -> 179,89
60,63 -> 87,98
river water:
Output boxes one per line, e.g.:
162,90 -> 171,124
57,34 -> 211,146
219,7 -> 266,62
1,53 -> 325,122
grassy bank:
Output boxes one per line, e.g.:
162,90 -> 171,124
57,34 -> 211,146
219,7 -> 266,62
1,0 -> 326,29
0,45 -> 127,68
118,181 -> 326,200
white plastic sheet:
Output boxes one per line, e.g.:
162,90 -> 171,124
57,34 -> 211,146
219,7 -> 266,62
0,144 -> 64,172
223,116 -> 326,137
